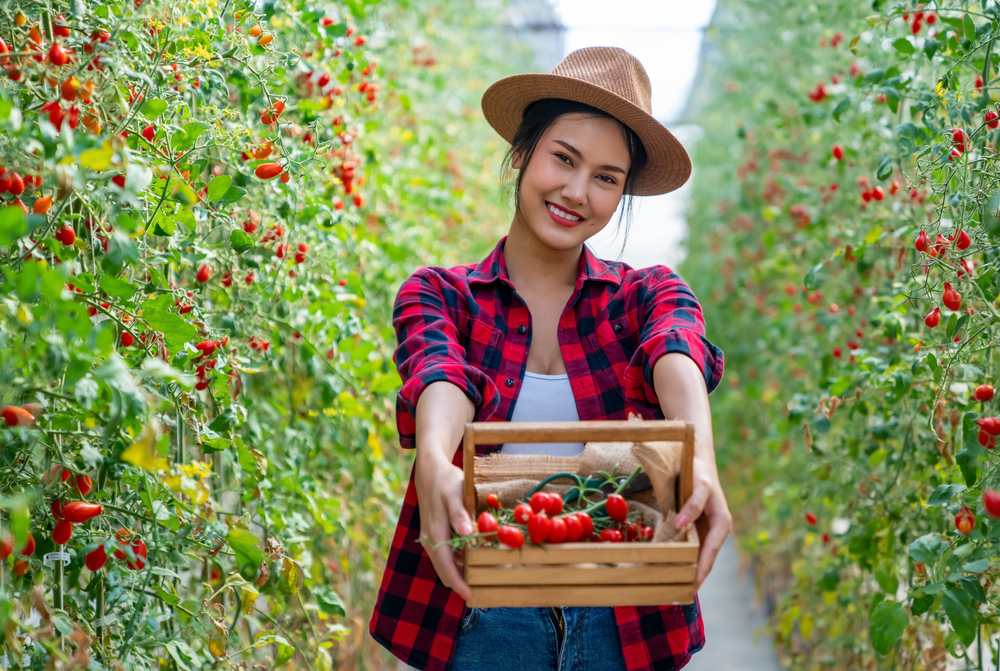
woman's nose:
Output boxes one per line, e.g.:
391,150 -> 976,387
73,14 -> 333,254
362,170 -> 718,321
561,172 -> 587,207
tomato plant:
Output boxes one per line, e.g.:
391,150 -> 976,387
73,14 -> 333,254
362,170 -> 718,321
0,0 -> 532,668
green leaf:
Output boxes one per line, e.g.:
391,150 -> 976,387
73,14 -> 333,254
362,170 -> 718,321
892,37 -> 915,54
98,274 -> 138,300
313,585 -> 346,617
874,562 -> 898,595
876,157 -> 893,180
208,407 -> 240,432
9,504 -> 29,548
818,567 -> 839,591
173,122 -> 210,152
946,313 -> 959,339
207,175 -> 232,201
870,600 -> 908,655
275,643 -> 295,669
150,212 -> 176,237
143,310 -> 197,350
865,226 -> 883,244
909,533 -> 948,563
804,262 -> 823,290
141,357 -> 197,388
964,14 -> 977,43
371,372 -> 402,393
230,229 -> 253,254
927,484 -> 966,507
943,587 -> 977,646
910,593 -> 934,616
957,448 -> 980,486
228,528 -> 263,571
0,206 -> 27,246
140,98 -> 168,119
962,558 -> 990,573
219,185 -> 246,206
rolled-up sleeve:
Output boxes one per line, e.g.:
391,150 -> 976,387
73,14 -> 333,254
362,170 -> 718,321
392,269 -> 499,449
624,266 -> 725,405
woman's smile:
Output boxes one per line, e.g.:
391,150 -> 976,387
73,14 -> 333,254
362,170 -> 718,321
545,201 -> 584,227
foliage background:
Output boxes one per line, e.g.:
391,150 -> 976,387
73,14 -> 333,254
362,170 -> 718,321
683,0 -> 1000,668
0,0 -> 528,669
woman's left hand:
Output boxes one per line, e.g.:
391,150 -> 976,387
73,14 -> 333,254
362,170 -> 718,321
674,455 -> 732,591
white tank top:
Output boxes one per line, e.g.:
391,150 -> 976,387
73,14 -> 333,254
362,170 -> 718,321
502,372 -> 585,456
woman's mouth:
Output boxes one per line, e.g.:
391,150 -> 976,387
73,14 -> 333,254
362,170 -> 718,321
546,202 -> 584,227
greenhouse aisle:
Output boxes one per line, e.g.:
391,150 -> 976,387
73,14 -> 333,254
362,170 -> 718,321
686,535 -> 781,671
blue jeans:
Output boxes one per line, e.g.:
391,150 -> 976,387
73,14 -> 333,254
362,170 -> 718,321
450,606 -> 628,670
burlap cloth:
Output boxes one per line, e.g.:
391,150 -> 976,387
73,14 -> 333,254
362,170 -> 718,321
473,418 -> 689,542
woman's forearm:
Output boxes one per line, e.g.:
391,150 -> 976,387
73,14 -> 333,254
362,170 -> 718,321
651,352 -> 719,481
413,380 -> 477,469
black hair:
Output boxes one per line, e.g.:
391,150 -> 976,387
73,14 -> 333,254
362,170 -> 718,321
498,98 -> 648,257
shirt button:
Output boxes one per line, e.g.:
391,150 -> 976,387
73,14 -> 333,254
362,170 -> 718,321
517,325 -> 527,335
613,323 -> 623,334
505,378 -> 516,388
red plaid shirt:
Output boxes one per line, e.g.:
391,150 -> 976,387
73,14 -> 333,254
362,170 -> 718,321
369,236 -> 725,670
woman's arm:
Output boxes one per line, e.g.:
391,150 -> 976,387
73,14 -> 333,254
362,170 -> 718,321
653,352 -> 732,592
413,380 -> 476,602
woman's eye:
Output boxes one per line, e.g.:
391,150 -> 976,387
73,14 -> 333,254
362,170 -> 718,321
599,175 -> 617,185
555,153 -> 571,164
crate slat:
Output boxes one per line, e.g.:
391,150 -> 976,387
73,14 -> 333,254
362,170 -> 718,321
467,584 -> 696,608
470,420 -> 689,445
466,541 -> 699,566
467,563 -> 696,586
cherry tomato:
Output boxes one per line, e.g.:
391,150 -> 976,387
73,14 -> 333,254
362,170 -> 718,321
605,494 -> 628,522
497,525 -> 524,549
20,532 -> 35,557
0,534 -> 12,560
528,510 -> 551,544
805,512 -> 817,526
86,544 -> 108,571
956,507 -> 975,535
975,384 -> 995,402
53,519 -> 73,545
577,512 -> 594,538
529,491 -> 550,514
477,511 -> 498,536
544,493 -> 563,516
625,522 -> 639,542
52,498 -> 66,521
14,560 -> 28,575
640,525 -> 654,541
548,517 -> 568,544
486,493 -> 501,509
564,514 -> 583,542
600,528 -> 624,543
61,501 -> 102,524
513,503 -> 534,525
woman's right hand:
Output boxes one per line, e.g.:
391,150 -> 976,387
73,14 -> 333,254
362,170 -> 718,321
414,449 -> 475,602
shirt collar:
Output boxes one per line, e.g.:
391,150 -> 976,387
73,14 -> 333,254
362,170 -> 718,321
467,235 -> 623,290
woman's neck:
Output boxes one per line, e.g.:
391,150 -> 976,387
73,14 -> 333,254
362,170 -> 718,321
503,218 -> 581,292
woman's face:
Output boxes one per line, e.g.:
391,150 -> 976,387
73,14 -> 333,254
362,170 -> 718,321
512,112 -> 630,252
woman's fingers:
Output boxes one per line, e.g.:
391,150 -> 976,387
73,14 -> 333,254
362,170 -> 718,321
424,513 -> 472,601
694,504 -> 732,590
675,476 -> 710,529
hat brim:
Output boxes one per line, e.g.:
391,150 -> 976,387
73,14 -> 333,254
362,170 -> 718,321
481,73 -> 692,196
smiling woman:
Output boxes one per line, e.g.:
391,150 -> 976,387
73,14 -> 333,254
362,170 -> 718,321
369,46 -> 729,671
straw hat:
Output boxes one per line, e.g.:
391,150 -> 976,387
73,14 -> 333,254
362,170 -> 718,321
481,46 -> 692,196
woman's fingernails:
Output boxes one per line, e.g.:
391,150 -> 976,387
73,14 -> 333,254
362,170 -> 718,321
461,522 -> 473,535
675,514 -> 689,529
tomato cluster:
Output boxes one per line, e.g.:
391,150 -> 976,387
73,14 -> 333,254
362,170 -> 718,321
469,488 -> 655,550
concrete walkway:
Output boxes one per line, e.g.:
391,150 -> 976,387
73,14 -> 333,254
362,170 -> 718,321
686,535 -> 781,671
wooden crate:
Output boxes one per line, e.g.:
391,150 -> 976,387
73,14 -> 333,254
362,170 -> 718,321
462,420 -> 699,608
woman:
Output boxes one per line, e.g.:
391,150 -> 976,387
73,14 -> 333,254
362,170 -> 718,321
369,46 -> 730,671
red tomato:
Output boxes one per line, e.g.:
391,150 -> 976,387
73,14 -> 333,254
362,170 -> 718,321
528,511 -> 551,544
806,512 -> 818,525
577,512 -> 594,538
975,384 -> 995,402
477,511 -> 498,536
53,519 -> 73,545
61,501 -> 102,524
599,528 -> 624,543
979,417 -> 1000,436
74,474 -> 93,496
605,494 -> 628,522
548,518 -> 568,544
513,503 -> 534,525
14,560 -> 28,575
52,498 -> 66,520
486,493 -> 501,510
956,507 -> 975,535
497,525 -> 524,549
255,163 -> 283,180
86,544 -> 108,571
21,532 -> 35,557
0,534 -> 12,559
625,522 -> 639,542
984,490 -> 1000,519
564,514 -> 583,542
544,493 -> 563,516
640,525 -> 654,541
529,491 -> 550,514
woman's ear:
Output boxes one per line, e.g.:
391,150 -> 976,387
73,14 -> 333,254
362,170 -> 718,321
511,148 -> 524,170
